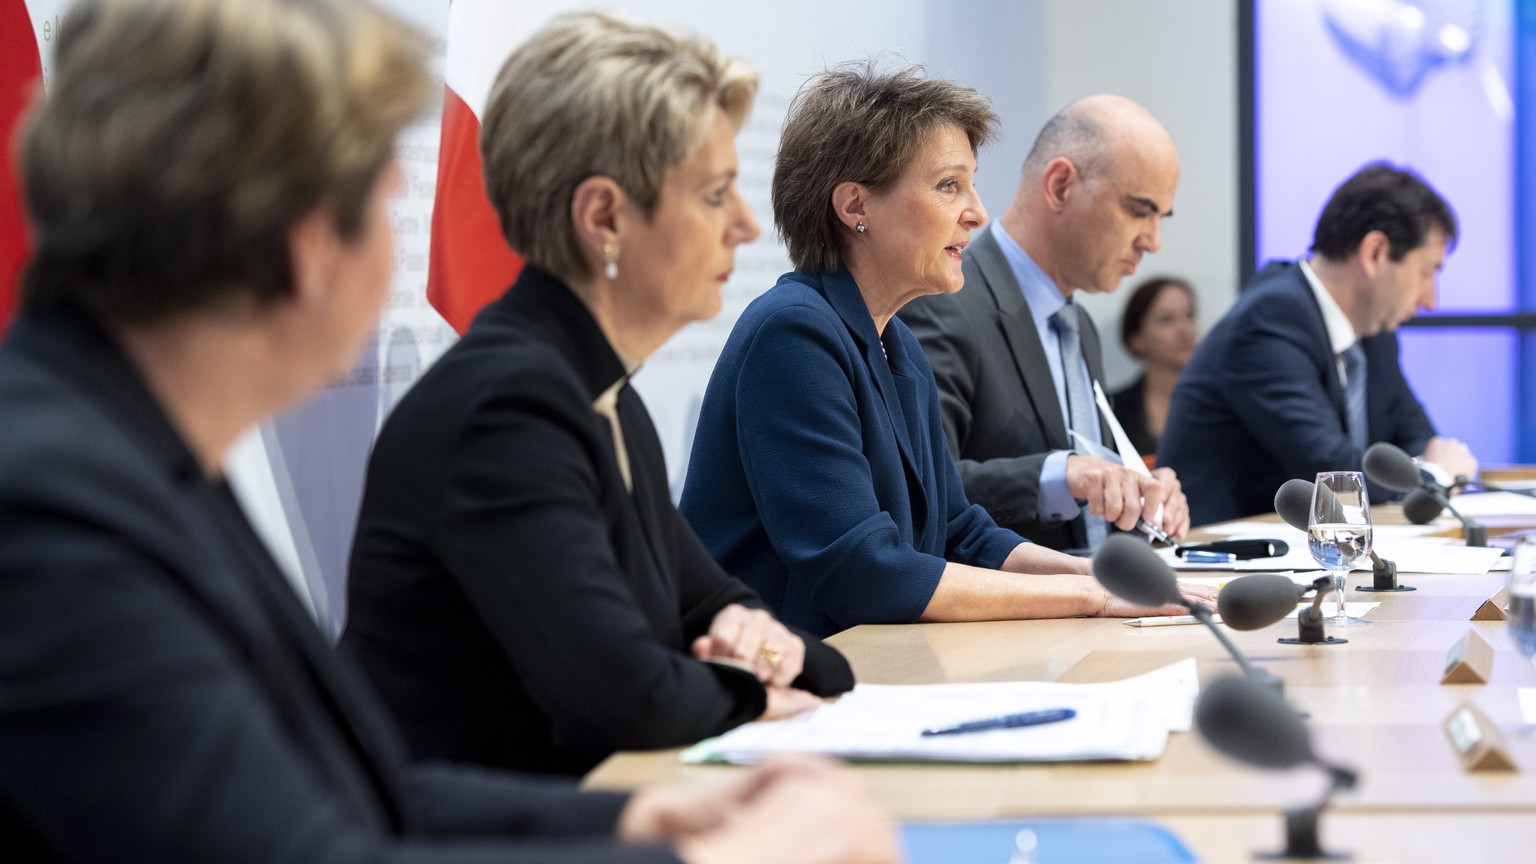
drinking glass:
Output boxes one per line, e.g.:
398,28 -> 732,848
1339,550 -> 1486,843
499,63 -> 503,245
1308,471 -> 1373,626
1508,535 -> 1536,669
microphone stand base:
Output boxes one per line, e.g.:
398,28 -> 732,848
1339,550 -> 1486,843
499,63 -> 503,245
1279,636 -> 1348,645
1464,523 -> 1489,548
1357,585 -> 1415,592
1253,803 -> 1353,861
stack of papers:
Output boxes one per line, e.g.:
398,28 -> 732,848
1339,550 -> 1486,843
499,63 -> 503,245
682,659 -> 1197,764
1447,491 -> 1536,518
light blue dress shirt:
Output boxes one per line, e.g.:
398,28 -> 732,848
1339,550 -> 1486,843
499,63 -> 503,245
987,221 -> 1102,523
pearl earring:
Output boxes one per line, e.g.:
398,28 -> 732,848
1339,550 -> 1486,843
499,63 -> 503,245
855,222 -> 866,234
603,242 -> 619,280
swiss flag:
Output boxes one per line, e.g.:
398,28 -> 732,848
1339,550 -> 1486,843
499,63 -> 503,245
1,1 -> 43,336
425,0 -> 531,335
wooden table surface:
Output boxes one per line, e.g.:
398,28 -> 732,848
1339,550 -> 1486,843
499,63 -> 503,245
584,506 -> 1536,861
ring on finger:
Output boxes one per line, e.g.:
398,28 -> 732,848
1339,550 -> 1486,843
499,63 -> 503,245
757,643 -> 785,668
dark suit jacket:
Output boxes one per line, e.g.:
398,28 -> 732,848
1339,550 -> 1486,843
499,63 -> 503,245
345,266 -> 852,777
1110,376 -> 1158,458
680,269 -> 1025,638
0,303 -> 676,863
1158,261 -> 1436,524
898,227 -> 1116,551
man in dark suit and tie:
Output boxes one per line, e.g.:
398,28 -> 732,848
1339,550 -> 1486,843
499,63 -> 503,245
1159,163 -> 1478,525
900,95 -> 1190,553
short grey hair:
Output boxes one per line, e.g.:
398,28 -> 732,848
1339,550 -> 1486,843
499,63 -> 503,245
480,11 -> 759,282
772,61 -> 998,275
22,0 -> 432,323
1021,105 -> 1111,184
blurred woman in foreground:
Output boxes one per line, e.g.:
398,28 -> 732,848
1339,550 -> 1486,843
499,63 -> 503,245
0,2 -> 890,862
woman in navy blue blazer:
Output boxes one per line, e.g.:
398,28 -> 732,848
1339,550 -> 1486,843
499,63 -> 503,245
681,65 -> 1207,638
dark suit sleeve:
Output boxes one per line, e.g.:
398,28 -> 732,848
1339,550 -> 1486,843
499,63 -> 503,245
670,510 -> 854,696
1220,298 -> 1361,480
0,512 -> 678,864
730,305 -> 951,630
405,762 -> 626,837
899,290 -> 1051,528
433,370 -> 765,755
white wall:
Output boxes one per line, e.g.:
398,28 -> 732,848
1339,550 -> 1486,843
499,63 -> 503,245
1036,1 -> 1240,390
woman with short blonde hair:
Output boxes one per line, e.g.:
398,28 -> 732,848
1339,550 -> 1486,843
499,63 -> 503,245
480,10 -> 758,282
346,10 -> 861,793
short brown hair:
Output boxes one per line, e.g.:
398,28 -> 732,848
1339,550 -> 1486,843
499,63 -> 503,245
773,61 -> 998,274
480,11 -> 758,282
1311,162 -> 1457,262
20,0 -> 432,324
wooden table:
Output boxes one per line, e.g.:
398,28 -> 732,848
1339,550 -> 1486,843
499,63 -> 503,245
585,511 -> 1536,861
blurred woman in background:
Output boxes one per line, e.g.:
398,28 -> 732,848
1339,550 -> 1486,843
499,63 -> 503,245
1112,276 -> 1199,462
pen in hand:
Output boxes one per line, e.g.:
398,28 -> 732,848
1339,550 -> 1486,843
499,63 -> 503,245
920,708 -> 1076,737
1136,516 -> 1175,546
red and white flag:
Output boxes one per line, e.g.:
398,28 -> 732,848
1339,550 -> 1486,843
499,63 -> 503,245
1,0 -> 44,335
426,1 -> 544,334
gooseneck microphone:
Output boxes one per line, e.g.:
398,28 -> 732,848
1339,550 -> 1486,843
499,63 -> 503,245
1362,443 -> 1487,546
1215,573 -> 1306,631
1217,570 -> 1346,646
1402,487 -> 1449,524
1195,675 -> 1358,860
1274,478 -> 1409,592
1093,535 -> 1281,691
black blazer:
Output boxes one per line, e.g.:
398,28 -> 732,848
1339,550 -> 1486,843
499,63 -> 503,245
899,227 -> 1116,551
1159,261 -> 1437,524
345,266 -> 852,777
0,304 -> 678,863
1109,376 -> 1158,458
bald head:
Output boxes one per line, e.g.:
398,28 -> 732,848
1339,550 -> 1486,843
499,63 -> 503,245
1003,94 -> 1180,297
1021,94 -> 1175,185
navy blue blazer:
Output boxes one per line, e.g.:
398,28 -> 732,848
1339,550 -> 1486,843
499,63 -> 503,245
681,270 -> 1025,638
1159,261 -> 1436,524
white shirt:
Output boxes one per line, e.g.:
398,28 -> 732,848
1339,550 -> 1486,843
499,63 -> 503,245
1299,258 -> 1358,388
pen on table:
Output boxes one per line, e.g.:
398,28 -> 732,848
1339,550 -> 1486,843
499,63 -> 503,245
920,708 -> 1077,737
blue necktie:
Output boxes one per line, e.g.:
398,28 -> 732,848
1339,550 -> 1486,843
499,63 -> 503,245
1050,303 -> 1108,550
1341,343 -> 1368,453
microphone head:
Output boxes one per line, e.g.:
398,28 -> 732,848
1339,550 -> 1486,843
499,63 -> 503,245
1275,478 -> 1344,529
1216,574 -> 1304,631
1274,479 -> 1315,531
1091,533 -> 1183,608
1402,487 -> 1446,524
1195,675 -> 1315,770
1362,442 -> 1421,493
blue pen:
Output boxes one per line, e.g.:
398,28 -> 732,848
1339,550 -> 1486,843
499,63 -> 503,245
920,708 -> 1077,737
